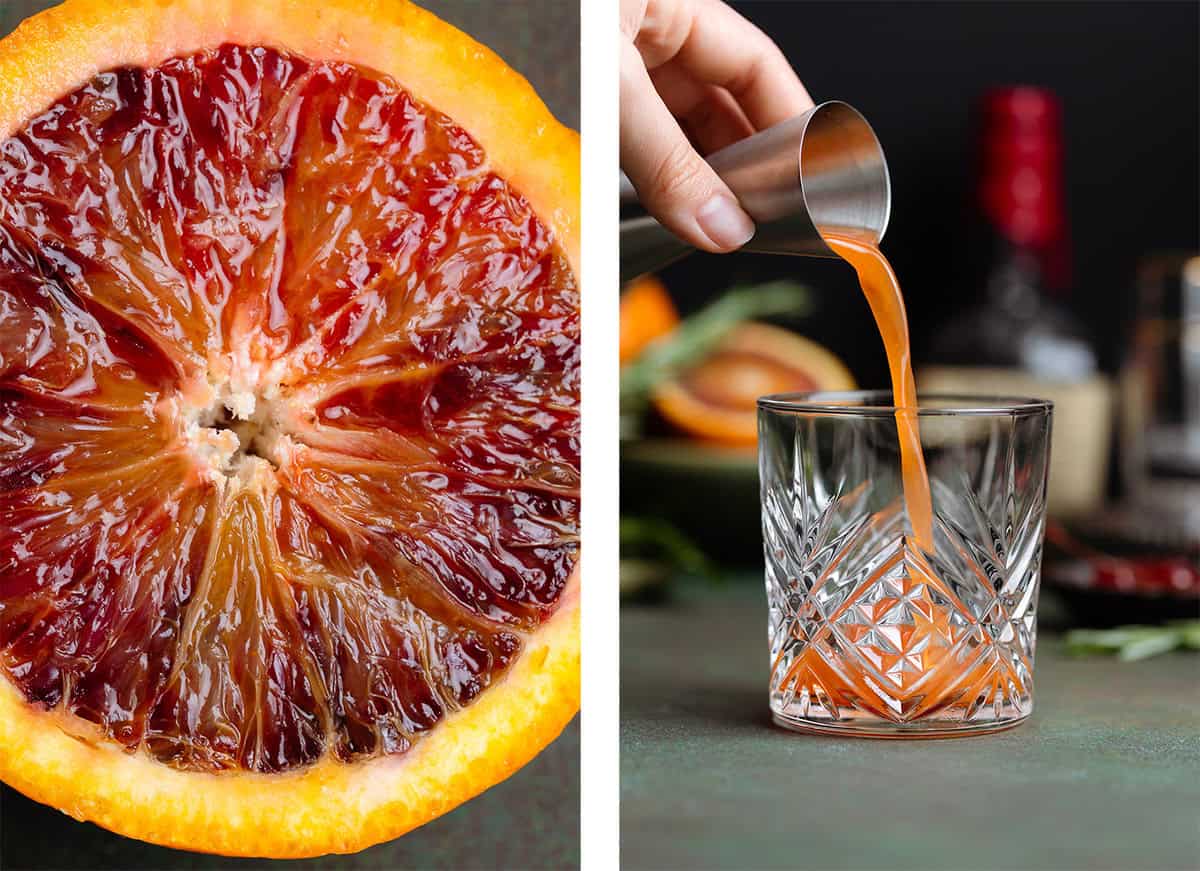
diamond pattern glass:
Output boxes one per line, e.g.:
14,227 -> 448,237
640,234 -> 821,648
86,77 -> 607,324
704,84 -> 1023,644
759,392 -> 1053,737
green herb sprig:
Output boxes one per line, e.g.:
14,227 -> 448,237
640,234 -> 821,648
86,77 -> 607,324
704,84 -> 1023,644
1065,621 -> 1200,661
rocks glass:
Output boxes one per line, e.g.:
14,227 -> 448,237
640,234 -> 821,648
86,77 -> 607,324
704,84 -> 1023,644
759,392 -> 1053,737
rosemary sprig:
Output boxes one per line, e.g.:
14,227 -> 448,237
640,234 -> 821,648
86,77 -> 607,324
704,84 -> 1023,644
1065,621 -> 1200,661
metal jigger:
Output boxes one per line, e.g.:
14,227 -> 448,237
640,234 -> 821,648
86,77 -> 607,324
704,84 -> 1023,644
620,100 -> 891,282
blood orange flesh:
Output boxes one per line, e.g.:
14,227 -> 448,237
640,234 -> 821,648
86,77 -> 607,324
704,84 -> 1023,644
0,44 -> 579,774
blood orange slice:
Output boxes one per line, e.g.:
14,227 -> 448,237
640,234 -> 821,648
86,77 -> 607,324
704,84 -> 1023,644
651,323 -> 855,446
0,0 -> 578,858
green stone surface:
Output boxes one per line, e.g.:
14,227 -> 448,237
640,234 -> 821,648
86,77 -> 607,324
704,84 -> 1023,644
0,2 -> 579,868
622,581 -> 1200,871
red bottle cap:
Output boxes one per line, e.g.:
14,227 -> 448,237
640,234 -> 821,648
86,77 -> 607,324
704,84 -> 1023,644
976,86 -> 1070,290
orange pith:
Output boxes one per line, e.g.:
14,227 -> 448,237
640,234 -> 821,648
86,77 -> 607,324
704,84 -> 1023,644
0,0 -> 578,858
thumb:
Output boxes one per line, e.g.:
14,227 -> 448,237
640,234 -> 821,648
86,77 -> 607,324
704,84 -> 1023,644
620,40 -> 754,253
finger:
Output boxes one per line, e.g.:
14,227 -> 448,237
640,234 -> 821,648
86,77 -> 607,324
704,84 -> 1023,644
637,0 -> 813,129
620,37 -> 754,253
651,63 -> 754,155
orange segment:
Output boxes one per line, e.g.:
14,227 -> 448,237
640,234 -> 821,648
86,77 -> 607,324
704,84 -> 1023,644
0,0 -> 578,858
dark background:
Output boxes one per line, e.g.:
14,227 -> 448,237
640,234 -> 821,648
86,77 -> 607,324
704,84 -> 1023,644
662,0 -> 1199,388
0,1 -> 580,869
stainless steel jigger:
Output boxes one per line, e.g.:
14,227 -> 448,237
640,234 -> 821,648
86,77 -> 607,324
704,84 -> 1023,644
620,100 -> 891,282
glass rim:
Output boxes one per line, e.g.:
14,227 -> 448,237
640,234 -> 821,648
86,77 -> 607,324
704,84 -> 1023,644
757,390 -> 1054,417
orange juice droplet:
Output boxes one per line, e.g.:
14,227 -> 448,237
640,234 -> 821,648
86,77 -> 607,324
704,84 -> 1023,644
823,232 -> 933,549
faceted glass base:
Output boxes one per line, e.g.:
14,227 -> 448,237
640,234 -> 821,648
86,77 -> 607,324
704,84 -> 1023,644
771,708 -> 1030,739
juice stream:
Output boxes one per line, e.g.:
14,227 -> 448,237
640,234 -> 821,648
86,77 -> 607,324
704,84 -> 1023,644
823,233 -> 933,549
773,233 -> 1024,722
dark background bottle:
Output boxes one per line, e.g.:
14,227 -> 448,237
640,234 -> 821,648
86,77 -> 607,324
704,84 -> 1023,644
920,87 -> 1113,517
929,88 -> 1087,371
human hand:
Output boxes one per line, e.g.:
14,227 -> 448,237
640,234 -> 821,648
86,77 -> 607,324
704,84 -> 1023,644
620,0 -> 813,253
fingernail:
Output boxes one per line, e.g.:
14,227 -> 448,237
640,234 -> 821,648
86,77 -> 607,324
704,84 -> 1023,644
696,194 -> 755,251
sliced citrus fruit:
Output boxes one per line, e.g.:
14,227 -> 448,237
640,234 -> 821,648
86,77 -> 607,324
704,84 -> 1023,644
652,322 -> 854,446
0,0 -> 578,858
619,274 -> 678,364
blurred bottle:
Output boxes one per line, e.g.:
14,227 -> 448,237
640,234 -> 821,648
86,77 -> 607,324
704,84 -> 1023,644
1119,254 -> 1200,526
1040,255 -> 1199,625
919,86 -> 1112,516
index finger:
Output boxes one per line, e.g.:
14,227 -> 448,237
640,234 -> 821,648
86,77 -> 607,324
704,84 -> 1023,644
635,0 -> 814,130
